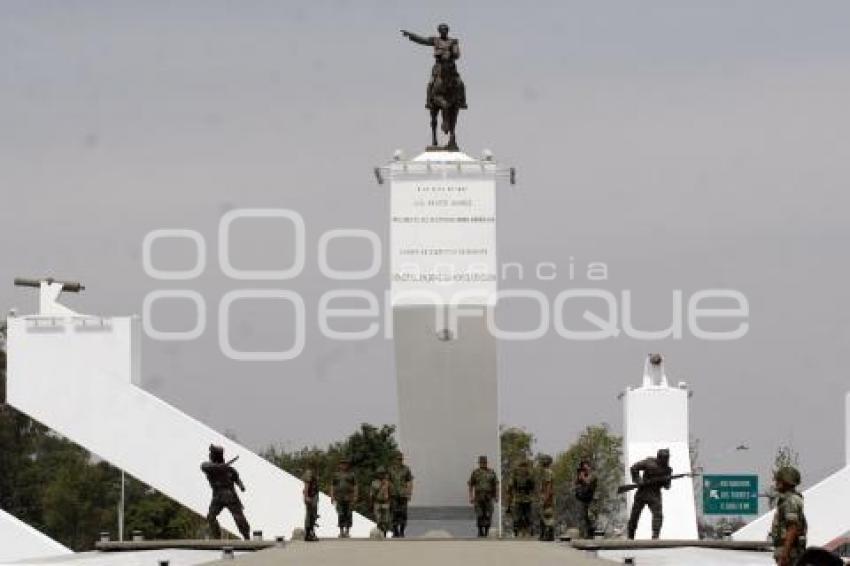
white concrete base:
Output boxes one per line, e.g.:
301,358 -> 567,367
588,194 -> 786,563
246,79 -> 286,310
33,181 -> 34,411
622,357 -> 698,540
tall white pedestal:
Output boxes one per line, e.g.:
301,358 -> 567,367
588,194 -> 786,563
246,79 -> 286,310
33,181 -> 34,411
382,150 -> 508,535
622,356 -> 698,539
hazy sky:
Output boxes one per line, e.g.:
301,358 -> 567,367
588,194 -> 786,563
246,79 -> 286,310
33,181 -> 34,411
2,1 -> 849,497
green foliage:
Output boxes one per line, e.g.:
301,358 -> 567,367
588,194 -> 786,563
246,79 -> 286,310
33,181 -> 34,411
263,423 -> 399,518
551,424 -> 624,534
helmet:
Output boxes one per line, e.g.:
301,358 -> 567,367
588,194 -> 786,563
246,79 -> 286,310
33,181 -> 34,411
209,444 -> 225,463
438,23 -> 449,32
478,455 -> 488,464
539,454 -> 553,466
774,466 -> 801,487
649,353 -> 663,366
376,466 -> 387,476
657,448 -> 670,461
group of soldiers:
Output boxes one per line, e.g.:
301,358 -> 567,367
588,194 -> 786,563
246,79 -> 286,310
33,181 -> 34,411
200,443 -> 808,564
303,450 -> 414,541
502,455 -> 598,541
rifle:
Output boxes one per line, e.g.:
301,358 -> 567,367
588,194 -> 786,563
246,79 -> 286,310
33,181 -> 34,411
226,455 -> 239,466
617,473 -> 697,495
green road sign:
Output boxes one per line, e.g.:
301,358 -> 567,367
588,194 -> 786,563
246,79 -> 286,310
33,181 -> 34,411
703,474 -> 759,515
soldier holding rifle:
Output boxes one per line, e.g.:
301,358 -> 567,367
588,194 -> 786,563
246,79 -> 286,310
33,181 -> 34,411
622,448 -> 695,540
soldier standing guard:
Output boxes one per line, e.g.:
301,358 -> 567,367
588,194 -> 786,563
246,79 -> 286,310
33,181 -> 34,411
331,457 -> 358,538
302,460 -> 320,542
389,451 -> 414,538
627,448 -> 672,540
770,466 -> 807,566
201,444 -> 251,540
507,458 -> 536,537
468,455 -> 499,538
537,455 -> 555,541
574,460 -> 597,538
370,467 -> 393,537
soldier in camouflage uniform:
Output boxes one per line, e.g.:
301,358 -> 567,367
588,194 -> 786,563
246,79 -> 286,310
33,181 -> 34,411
537,455 -> 555,541
574,459 -> 597,539
201,444 -> 251,540
507,458 -> 536,537
468,455 -> 499,537
331,457 -> 358,538
389,451 -> 414,538
627,448 -> 672,540
370,466 -> 393,537
770,466 -> 807,566
302,460 -> 320,542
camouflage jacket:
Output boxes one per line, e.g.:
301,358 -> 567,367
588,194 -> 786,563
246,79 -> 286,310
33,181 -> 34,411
468,467 -> 499,499
389,464 -> 413,499
770,490 -> 807,547
509,467 -> 536,504
332,470 -> 357,503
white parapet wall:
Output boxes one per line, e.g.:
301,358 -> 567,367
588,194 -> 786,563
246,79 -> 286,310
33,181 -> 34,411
0,508 -> 71,562
734,391 -> 850,546
622,356 -> 698,540
6,304 -> 372,540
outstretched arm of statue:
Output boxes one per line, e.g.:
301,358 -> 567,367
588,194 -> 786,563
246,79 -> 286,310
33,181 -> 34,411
401,30 -> 433,46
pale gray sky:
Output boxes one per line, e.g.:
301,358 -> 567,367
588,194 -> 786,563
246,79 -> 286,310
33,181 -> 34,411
2,1 -> 849,497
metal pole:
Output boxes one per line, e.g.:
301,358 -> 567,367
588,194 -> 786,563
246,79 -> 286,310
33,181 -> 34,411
118,470 -> 125,541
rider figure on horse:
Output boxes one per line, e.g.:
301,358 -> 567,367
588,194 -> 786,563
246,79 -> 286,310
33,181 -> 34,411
402,24 -> 467,150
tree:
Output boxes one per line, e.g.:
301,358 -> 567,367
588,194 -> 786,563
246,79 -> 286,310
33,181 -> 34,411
551,424 -> 624,535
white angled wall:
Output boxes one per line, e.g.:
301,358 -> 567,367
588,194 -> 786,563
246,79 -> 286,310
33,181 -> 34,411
6,314 -> 372,540
622,374 -> 698,539
0,508 -> 71,562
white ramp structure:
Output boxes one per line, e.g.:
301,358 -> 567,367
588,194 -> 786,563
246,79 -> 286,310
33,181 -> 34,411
379,150 -> 511,534
621,354 -> 698,539
734,392 -> 850,546
0,508 -> 71,562
6,280 -> 372,540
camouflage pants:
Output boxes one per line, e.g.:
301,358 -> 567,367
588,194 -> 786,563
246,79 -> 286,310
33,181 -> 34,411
336,500 -> 353,529
208,490 -> 250,540
627,491 -> 663,538
374,502 -> 391,534
539,502 -> 555,541
540,503 -> 555,528
578,501 -> 595,538
474,496 -> 494,529
391,497 -> 409,533
513,501 -> 533,536
304,498 -> 319,534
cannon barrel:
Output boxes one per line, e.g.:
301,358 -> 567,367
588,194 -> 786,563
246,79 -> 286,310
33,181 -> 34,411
14,277 -> 85,293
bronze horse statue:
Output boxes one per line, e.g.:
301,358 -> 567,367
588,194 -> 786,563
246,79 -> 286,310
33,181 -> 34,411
402,24 -> 467,151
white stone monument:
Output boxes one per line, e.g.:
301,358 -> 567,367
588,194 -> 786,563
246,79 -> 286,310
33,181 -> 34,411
621,354 -> 698,539
377,150 -> 513,535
